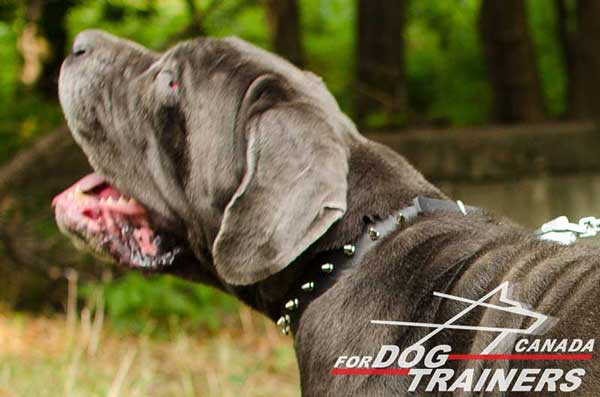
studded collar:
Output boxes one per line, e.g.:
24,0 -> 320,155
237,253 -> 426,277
275,196 -> 481,335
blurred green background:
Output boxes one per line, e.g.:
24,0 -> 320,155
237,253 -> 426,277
1,1 -> 600,395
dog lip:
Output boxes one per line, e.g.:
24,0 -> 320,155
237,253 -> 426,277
52,172 -> 106,207
77,172 -> 106,192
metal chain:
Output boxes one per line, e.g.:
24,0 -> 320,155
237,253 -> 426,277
536,215 -> 600,245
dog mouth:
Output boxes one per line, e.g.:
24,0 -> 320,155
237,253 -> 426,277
53,172 -> 182,269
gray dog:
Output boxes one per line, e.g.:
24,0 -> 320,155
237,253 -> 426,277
54,30 -> 600,395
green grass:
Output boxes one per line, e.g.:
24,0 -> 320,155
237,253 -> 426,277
0,308 -> 299,397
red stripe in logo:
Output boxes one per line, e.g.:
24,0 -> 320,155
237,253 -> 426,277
447,353 -> 592,361
330,368 -> 410,376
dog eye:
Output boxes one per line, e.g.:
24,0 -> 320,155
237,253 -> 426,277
156,70 -> 179,94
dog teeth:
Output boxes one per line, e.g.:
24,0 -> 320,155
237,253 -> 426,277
129,198 -> 137,205
74,184 -> 87,201
117,196 -> 126,205
107,197 -> 115,204
99,197 -> 106,204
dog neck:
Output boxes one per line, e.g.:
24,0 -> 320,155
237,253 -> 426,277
230,139 -> 447,325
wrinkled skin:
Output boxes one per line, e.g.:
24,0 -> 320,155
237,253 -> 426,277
55,31 -> 600,396
55,29 -> 365,292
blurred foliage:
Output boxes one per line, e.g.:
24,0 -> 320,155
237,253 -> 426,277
67,0 -> 270,53
528,0 -> 567,117
301,0 -> 354,111
82,273 -> 239,336
406,0 -> 491,125
0,0 -> 573,334
0,19 -> 64,161
0,0 -> 569,162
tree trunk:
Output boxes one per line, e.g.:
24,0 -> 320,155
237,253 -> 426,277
478,0 -> 545,123
554,0 -> 580,118
264,0 -> 304,66
558,0 -> 600,119
35,0 -> 75,99
183,0 -> 205,37
355,0 -> 407,126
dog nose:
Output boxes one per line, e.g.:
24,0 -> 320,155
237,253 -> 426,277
72,42 -> 87,56
71,30 -> 101,57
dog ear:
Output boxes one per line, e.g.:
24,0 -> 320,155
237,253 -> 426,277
212,75 -> 349,285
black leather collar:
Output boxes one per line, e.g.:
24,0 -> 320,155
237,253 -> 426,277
275,196 -> 481,335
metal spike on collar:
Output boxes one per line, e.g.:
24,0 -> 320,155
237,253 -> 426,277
277,314 -> 290,328
396,213 -> 406,226
285,298 -> 299,310
456,200 -> 467,215
368,227 -> 380,241
301,281 -> 315,292
343,244 -> 356,256
321,263 -> 334,273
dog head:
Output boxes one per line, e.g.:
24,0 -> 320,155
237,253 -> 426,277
55,29 -> 360,286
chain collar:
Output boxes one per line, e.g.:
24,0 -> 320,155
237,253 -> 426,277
537,215 -> 600,244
